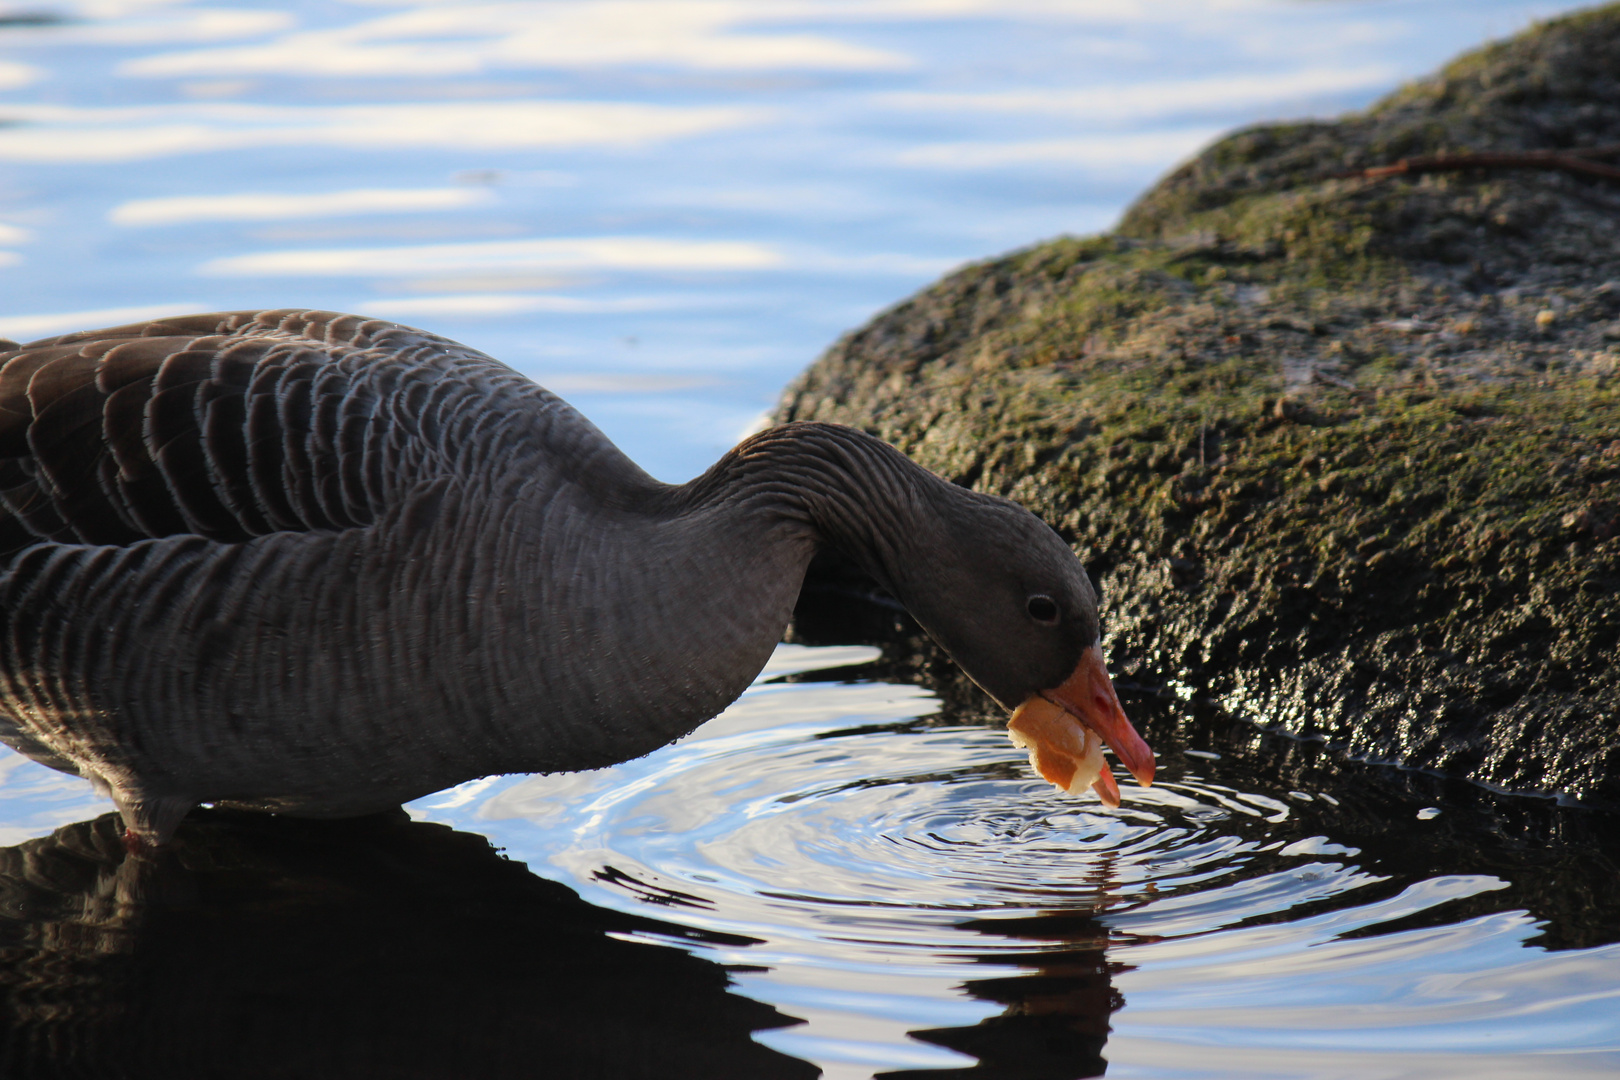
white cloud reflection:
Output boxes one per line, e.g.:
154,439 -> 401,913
110,186 -> 494,225
0,100 -> 762,162
359,292 -> 686,317
202,235 -> 786,277
881,66 -> 1400,121
122,1 -> 912,78
104,0 -> 1392,85
898,127 -> 1222,170
0,302 -> 206,343
66,7 -> 295,44
0,62 -> 40,90
522,373 -> 720,395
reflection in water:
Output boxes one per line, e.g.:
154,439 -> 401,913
0,810 -> 816,1080
887,912 -> 1118,1080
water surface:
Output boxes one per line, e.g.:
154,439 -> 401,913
1,635 -> 1616,1078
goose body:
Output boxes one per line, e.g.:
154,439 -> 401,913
0,310 -> 1154,846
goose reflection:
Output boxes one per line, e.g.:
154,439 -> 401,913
883,910 -> 1119,1080
0,809 -> 816,1080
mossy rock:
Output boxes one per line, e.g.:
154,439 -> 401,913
777,4 -> 1620,806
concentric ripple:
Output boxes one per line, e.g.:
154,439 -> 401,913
450,646 -> 1362,927
410,644 -> 1620,1079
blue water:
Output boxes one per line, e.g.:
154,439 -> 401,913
1,2 -> 1617,1078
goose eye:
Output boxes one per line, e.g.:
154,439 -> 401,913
1026,595 -> 1059,624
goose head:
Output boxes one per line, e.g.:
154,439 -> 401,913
749,423 -> 1156,806
881,484 -> 1155,806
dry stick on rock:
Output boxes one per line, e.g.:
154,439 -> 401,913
1338,145 -> 1620,184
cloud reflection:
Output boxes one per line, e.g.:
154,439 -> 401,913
105,0 -> 1329,89
204,235 -> 785,277
539,372 -> 722,394
58,6 -> 294,44
122,1 -> 912,79
881,66 -> 1400,121
110,186 -> 495,226
0,100 -> 763,162
359,292 -> 689,317
0,303 -> 205,343
898,127 -> 1222,169
0,61 -> 39,89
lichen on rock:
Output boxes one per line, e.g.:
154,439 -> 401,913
777,4 -> 1620,806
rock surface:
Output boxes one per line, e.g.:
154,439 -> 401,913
777,5 -> 1620,806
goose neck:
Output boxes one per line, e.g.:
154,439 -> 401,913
676,422 -> 934,595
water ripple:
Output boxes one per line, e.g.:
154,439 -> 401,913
413,644 -> 1620,1078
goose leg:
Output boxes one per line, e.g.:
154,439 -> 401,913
112,791 -> 197,855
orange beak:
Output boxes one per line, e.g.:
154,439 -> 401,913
1008,644 -> 1154,806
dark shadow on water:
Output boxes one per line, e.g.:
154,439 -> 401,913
881,912 -> 1119,1080
0,809 -> 818,1080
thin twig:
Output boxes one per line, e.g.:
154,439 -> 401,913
1311,369 -> 1357,392
1337,145 -> 1620,184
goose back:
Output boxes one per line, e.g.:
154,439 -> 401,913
0,308 -> 647,553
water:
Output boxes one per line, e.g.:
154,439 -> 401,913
1,632 -> 1616,1077
411,633 -> 1620,1079
1,1 -> 1617,1077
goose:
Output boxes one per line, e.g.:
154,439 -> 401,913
0,309 -> 1154,850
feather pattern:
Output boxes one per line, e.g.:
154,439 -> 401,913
0,311 -> 539,550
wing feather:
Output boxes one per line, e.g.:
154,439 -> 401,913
243,366 -> 303,533
0,308 -> 569,562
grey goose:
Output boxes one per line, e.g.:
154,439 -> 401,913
0,309 -> 1155,850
